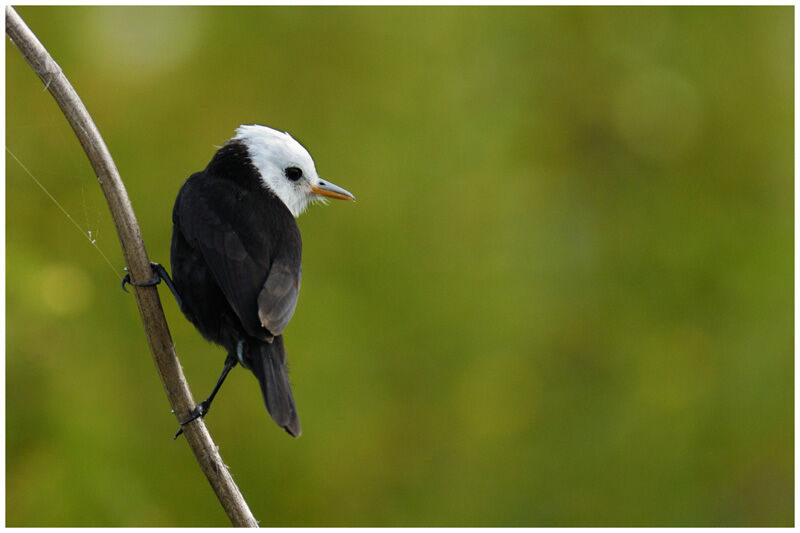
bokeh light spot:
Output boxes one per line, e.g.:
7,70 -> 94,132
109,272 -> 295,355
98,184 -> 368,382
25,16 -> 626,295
39,263 -> 93,317
84,8 -> 207,82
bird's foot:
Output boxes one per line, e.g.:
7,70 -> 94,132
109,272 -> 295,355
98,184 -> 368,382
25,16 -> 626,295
121,262 -> 182,308
173,400 -> 209,440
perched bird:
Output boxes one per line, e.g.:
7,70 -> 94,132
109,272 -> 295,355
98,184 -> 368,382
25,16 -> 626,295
169,124 -> 354,437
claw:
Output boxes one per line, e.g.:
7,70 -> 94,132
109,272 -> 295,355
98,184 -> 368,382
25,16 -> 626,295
172,355 -> 236,439
121,262 -> 182,308
121,273 -> 132,292
173,401 -> 208,440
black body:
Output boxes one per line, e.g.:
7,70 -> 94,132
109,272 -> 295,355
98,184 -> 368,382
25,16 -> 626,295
171,141 -> 302,436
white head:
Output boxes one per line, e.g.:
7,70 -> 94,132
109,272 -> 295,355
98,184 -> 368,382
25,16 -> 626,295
234,124 -> 354,217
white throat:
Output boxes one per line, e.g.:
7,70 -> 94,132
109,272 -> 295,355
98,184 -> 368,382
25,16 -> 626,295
234,124 -> 319,217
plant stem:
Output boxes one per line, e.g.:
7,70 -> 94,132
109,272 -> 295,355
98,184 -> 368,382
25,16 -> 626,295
6,6 -> 258,527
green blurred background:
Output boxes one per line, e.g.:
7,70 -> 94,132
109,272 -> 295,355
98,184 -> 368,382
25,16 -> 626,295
6,6 -> 793,527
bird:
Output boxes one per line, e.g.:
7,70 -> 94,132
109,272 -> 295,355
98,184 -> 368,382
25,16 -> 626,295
168,124 -> 354,438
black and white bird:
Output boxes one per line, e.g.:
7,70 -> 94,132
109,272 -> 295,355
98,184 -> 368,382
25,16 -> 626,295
169,124 -> 354,437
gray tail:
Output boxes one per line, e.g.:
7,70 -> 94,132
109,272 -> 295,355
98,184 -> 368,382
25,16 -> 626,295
249,336 -> 301,437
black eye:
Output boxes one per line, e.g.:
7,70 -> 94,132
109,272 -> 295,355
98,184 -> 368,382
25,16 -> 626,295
285,167 -> 303,181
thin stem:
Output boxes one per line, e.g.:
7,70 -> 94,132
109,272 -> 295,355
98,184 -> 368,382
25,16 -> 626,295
6,6 -> 258,527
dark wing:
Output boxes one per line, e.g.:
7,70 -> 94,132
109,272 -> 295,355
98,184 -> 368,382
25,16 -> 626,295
176,178 -> 301,340
258,260 -> 301,337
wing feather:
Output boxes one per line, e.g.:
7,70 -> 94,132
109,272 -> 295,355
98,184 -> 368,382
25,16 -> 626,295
258,261 -> 301,336
176,178 -> 301,340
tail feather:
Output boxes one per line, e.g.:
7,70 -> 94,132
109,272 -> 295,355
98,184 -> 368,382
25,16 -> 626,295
247,336 -> 301,437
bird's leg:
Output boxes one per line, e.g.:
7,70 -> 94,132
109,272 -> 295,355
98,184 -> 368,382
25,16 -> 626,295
121,262 -> 183,309
174,353 -> 238,439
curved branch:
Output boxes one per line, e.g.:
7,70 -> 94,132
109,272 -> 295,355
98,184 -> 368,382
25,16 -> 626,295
6,7 -> 258,528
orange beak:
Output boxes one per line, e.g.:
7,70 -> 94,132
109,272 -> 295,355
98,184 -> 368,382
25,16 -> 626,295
310,179 -> 355,201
